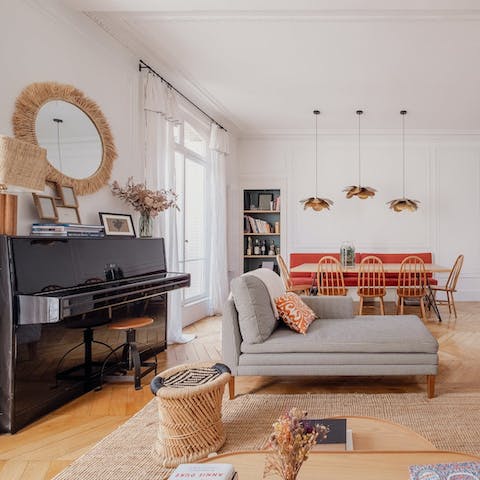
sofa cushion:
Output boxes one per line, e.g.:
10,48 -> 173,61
240,315 -> 438,354
275,292 -> 316,334
245,268 -> 285,318
230,275 -> 277,344
301,296 -> 354,319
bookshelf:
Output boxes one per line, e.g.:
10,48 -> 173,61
243,189 -> 281,273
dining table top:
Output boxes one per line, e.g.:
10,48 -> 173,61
290,263 -> 451,274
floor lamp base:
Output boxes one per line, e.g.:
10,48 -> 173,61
0,193 -> 17,235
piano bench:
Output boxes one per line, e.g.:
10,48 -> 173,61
98,317 -> 158,390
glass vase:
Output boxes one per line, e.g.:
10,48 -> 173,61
139,212 -> 153,238
340,241 -> 355,267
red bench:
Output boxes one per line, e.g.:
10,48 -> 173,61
289,252 -> 361,287
289,252 -> 438,288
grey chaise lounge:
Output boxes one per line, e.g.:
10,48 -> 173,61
222,274 -> 439,399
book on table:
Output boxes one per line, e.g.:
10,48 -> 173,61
301,418 -> 353,451
409,461 -> 480,480
168,463 -> 237,479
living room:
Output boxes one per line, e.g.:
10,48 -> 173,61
0,0 -> 479,479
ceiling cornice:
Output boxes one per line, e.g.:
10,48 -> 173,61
239,129 -> 480,140
87,9 -> 480,22
85,11 -> 244,136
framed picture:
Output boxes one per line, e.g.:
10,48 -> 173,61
258,193 -> 274,210
57,206 -> 81,224
32,194 -> 58,220
58,185 -> 78,208
99,212 -> 136,237
44,181 -> 61,201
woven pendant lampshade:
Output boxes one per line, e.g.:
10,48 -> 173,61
0,135 -> 47,234
300,110 -> 334,212
344,110 -> 377,199
387,110 -> 420,212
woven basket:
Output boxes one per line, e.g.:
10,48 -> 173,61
152,362 -> 231,469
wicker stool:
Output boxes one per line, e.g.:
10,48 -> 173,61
98,316 -> 157,390
150,362 -> 231,468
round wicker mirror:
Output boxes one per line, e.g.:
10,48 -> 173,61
12,82 -> 117,195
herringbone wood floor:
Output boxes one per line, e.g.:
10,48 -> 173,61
0,301 -> 479,479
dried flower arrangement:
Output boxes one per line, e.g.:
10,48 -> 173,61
111,177 -> 179,217
263,408 -> 329,480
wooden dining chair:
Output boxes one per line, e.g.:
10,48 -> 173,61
276,254 -> 311,295
431,254 -> 464,319
357,256 -> 386,315
397,256 -> 427,322
316,256 -> 347,296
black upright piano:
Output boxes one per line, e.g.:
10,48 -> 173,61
0,236 -> 190,433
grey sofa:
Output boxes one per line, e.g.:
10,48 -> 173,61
222,275 -> 439,399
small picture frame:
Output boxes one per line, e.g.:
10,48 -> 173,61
57,206 -> 81,224
258,193 -> 274,210
58,185 -> 78,208
99,212 -> 136,237
32,194 -> 58,220
44,181 -> 61,201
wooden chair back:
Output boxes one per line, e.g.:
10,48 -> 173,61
397,256 -> 427,297
317,256 -> 347,296
276,254 -> 293,290
358,256 -> 386,297
446,254 -> 464,292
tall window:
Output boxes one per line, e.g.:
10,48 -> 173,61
174,120 -> 209,305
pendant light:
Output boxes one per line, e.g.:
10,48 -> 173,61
300,110 -> 333,211
344,110 -> 377,199
387,110 -> 420,212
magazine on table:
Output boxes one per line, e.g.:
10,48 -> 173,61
168,463 -> 237,479
409,461 -> 480,480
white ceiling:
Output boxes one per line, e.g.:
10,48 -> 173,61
65,0 -> 480,134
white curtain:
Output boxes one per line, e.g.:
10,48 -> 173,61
143,71 -> 195,344
208,124 -> 230,314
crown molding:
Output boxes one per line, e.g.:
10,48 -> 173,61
86,12 -> 244,136
239,129 -> 480,140
98,9 -> 480,23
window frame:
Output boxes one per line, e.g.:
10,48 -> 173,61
173,111 -> 211,306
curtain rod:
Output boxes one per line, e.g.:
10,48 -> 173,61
139,59 -> 227,132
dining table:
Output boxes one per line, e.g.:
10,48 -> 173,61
290,262 -> 451,321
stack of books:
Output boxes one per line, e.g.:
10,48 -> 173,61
244,215 -> 272,233
168,463 -> 237,479
31,223 -> 105,237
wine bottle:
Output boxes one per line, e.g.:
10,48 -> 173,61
254,239 -> 260,255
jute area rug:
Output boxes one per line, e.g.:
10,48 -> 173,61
53,392 -> 480,480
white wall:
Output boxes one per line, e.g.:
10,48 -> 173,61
0,0 -> 142,233
231,133 -> 480,300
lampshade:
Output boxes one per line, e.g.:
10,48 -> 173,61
0,135 -> 47,192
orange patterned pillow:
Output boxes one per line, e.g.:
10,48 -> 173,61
275,293 -> 316,334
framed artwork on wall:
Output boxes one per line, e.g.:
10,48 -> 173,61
258,193 -> 273,210
99,212 -> 136,237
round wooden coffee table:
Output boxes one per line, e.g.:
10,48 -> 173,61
202,416 -> 479,479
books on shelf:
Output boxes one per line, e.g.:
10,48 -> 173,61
31,223 -> 105,238
409,461 -> 480,480
302,418 -> 353,451
168,463 -> 237,479
244,216 -> 273,234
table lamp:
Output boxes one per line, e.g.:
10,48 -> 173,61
0,135 -> 47,235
